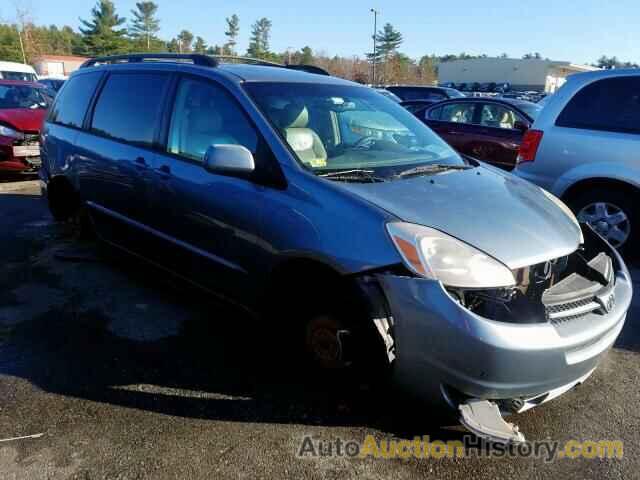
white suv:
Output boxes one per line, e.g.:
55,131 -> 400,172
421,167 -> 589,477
514,69 -> 640,253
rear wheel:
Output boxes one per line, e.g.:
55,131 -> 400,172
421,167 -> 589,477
569,188 -> 637,254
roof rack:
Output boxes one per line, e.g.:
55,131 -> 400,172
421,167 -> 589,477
80,53 -> 218,68
80,53 -> 331,76
209,55 -> 331,75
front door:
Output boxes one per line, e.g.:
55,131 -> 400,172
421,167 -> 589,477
149,76 -> 272,303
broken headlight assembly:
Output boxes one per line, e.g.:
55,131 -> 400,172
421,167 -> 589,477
387,222 -> 616,324
386,222 -> 516,288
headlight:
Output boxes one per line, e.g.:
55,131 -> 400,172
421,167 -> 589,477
386,222 -> 516,288
0,124 -> 23,140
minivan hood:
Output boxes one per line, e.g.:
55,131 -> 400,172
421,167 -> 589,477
339,166 -> 581,269
0,108 -> 46,133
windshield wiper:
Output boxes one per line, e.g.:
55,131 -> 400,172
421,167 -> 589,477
394,163 -> 474,179
319,169 -> 387,183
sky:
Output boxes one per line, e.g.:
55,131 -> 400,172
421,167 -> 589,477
2,0 -> 639,65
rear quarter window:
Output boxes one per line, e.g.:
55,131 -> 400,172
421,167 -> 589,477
556,77 -> 640,134
49,72 -> 102,128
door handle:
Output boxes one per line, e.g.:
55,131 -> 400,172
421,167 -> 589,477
134,157 -> 148,169
156,164 -> 172,178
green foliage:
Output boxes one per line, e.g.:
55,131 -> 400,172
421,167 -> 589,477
0,24 -> 23,62
224,14 -> 239,54
595,55 -> 638,69
247,18 -> 272,59
376,23 -> 403,58
299,46 -> 313,64
79,0 -> 128,56
129,1 -> 161,51
175,30 -> 194,52
193,36 -> 207,54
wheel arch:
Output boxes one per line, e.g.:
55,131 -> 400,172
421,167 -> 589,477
561,177 -> 640,205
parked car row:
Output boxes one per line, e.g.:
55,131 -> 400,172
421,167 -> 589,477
38,53 -> 631,444
392,70 -> 640,253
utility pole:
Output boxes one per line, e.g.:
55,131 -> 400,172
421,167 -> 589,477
370,9 -> 379,86
17,28 -> 27,64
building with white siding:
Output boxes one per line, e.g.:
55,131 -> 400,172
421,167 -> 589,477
438,58 -> 598,93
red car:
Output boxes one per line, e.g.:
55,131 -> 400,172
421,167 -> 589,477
0,80 -> 52,174
416,98 -> 542,170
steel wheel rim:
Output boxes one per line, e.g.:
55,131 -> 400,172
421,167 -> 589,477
577,202 -> 631,248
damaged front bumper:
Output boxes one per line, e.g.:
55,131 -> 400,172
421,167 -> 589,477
376,229 -> 632,414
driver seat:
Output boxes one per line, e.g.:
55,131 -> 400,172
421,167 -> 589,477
279,104 -> 327,168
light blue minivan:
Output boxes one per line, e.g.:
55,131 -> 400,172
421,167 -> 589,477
40,54 -> 631,443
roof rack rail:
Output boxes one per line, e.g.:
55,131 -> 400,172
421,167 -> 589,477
80,53 -> 218,68
210,55 -> 330,76
284,64 -> 331,76
209,55 -> 282,67
80,52 -> 331,76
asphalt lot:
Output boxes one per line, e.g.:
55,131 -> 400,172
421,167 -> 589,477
0,180 -> 639,479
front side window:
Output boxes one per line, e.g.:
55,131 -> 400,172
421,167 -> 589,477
556,77 -> 640,134
479,104 -> 517,129
49,72 -> 102,128
167,78 -> 258,162
244,82 -> 464,176
0,84 -> 49,110
440,103 -> 476,124
91,72 -> 169,147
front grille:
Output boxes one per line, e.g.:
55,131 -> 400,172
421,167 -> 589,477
546,297 -> 601,324
543,252 -> 615,325
16,133 -> 40,146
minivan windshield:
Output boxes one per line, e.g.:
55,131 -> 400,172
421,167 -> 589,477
244,82 -> 467,178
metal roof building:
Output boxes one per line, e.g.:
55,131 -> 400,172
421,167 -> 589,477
438,58 -> 599,93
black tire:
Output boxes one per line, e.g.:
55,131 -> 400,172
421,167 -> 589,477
65,203 -> 95,241
568,188 -> 638,256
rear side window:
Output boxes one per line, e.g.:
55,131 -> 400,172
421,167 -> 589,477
91,73 -> 169,147
427,106 -> 443,120
49,72 -> 102,128
440,103 -> 476,124
556,77 -> 640,134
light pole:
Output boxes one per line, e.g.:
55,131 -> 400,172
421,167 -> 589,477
370,8 -> 379,86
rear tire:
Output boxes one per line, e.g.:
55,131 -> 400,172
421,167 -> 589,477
568,188 -> 637,256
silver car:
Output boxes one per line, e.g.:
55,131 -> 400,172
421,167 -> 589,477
514,69 -> 640,252
41,54 -> 632,444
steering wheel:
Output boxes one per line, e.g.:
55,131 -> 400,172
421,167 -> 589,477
353,136 -> 378,149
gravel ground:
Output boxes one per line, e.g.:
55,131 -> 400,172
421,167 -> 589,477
0,180 -> 638,479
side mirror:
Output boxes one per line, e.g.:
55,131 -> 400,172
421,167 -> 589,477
513,120 -> 530,132
203,144 -> 255,175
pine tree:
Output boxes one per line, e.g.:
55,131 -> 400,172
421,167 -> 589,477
129,1 -> 160,50
299,46 -> 313,64
224,14 -> 239,55
376,23 -> 403,58
193,36 -> 207,54
79,0 -> 127,56
176,30 -> 193,53
247,18 -> 272,59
